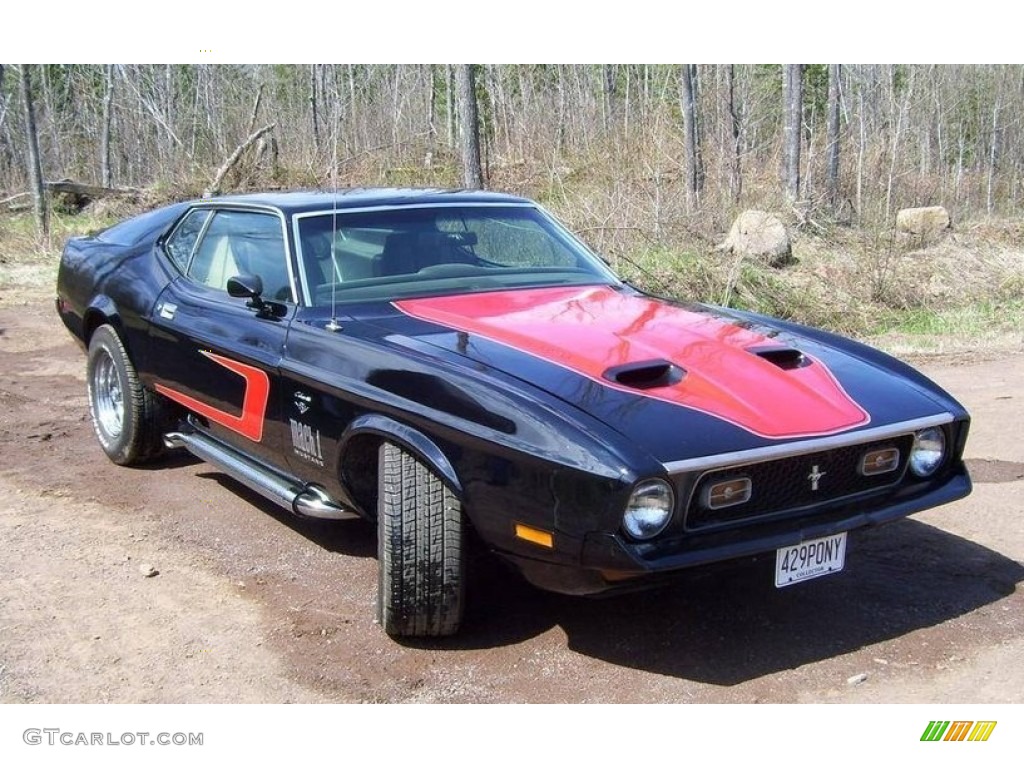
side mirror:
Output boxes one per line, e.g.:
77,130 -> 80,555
226,274 -> 266,312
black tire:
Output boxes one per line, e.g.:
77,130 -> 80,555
86,324 -> 167,466
377,442 -> 465,637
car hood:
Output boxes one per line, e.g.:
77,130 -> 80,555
381,285 -> 955,462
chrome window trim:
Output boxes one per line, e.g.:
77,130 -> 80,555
185,204 -> 297,304
663,413 -> 954,475
290,201 -> 607,307
162,208 -> 213,276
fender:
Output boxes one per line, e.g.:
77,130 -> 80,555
339,413 -> 463,497
83,295 -> 123,344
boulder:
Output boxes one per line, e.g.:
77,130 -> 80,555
896,206 -> 951,238
720,210 -> 793,267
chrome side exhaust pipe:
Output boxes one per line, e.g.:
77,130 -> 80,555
164,431 -> 359,521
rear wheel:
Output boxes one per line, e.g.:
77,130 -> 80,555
86,324 -> 167,465
377,442 -> 465,637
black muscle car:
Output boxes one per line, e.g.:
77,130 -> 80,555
55,189 -> 972,637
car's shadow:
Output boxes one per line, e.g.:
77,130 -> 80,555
440,520 -> 1023,685
175,466 -> 1023,684
133,451 -> 205,471
199,471 -> 378,559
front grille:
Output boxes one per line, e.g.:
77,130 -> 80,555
685,434 -> 915,530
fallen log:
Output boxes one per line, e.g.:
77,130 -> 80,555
3,180 -> 142,214
1,191 -> 31,211
44,179 -> 141,198
205,123 -> 276,198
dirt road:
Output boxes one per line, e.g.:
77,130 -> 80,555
1,291 -> 1022,703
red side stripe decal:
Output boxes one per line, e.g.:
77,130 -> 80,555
155,351 -> 269,443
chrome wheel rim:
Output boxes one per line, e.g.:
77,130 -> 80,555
92,351 -> 124,439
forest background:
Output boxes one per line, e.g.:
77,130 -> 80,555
2,61 -> 1022,351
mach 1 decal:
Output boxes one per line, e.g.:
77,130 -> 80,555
396,286 -> 870,440
155,352 -> 269,442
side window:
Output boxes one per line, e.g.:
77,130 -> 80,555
188,210 -> 292,301
163,209 -> 210,273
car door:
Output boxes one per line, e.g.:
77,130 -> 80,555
146,205 -> 296,470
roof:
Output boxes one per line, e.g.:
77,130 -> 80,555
201,188 -> 533,214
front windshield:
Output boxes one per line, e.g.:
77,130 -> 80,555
293,204 -> 619,306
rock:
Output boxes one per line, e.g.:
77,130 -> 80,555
719,210 -> 793,268
139,564 -> 159,578
846,672 -> 868,685
896,206 -> 951,239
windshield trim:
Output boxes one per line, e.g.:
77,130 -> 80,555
290,202 -> 619,307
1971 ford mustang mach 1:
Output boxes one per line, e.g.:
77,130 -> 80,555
56,189 -> 972,637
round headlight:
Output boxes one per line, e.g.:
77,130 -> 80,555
909,426 -> 946,477
622,479 -> 675,540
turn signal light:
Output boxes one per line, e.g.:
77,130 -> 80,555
860,447 -> 900,476
514,523 -> 554,548
703,477 -> 752,509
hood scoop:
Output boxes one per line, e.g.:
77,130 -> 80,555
748,345 -> 809,370
603,359 -> 685,389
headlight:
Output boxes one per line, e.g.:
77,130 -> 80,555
909,427 -> 946,477
622,479 -> 675,540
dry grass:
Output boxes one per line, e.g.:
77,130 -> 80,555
3,187 -> 1021,355
616,217 -> 1024,354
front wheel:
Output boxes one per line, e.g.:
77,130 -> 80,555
377,442 -> 465,637
86,324 -> 167,465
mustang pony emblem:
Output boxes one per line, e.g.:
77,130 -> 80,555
808,464 -> 827,491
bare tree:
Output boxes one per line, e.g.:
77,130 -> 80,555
19,65 -> 48,239
0,66 -> 9,173
679,64 -> 704,207
987,80 -> 1002,215
100,64 -> 115,187
457,64 -> 483,189
782,64 -> 803,202
825,64 -> 842,208
445,65 -> 455,148
427,64 -> 437,150
602,65 -> 616,131
309,65 -> 320,154
723,64 -> 741,202
6,63 -> 1024,230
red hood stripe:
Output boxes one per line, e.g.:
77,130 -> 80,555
395,286 -> 869,439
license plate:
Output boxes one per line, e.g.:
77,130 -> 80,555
775,532 -> 847,588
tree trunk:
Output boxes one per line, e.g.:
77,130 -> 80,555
602,64 -> 615,131
556,64 -> 566,154
826,64 -> 841,208
987,93 -> 1001,216
457,64 -> 483,189
446,65 -> 455,149
427,64 -> 437,148
19,65 -> 49,240
309,64 -> 320,154
0,64 -> 13,177
724,64 -> 742,202
782,64 -> 803,202
346,64 -> 357,152
100,64 -> 115,187
679,64 -> 704,207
